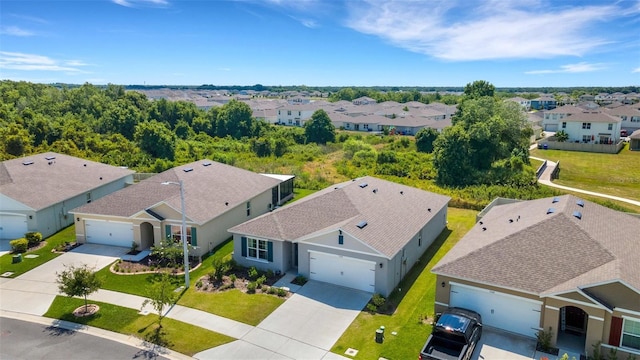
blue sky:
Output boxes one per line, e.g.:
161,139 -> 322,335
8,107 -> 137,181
1,0 -> 639,87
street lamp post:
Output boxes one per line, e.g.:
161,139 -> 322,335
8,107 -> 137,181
162,180 -> 190,288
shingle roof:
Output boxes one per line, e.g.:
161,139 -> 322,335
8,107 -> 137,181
432,195 -> 640,295
229,176 -> 451,258
72,160 -> 282,224
566,112 -> 621,123
0,152 -> 134,210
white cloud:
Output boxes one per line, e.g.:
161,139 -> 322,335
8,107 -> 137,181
632,67 -> 640,73
0,51 -> 89,73
525,62 -> 608,74
112,0 -> 169,8
1,26 -> 35,37
344,0 -> 622,61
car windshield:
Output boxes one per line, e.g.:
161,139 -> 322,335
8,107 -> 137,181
435,313 -> 471,333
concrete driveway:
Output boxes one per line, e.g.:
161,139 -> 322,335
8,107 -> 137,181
195,281 -> 371,360
474,327 -> 537,360
0,244 -> 127,316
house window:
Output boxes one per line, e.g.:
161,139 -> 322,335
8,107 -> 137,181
608,124 -> 613,130
247,238 -> 268,261
298,111 -> 301,116
583,135 -> 592,143
170,225 -> 192,244
621,318 -> 640,350
582,122 -> 591,129
287,110 -> 291,116
288,119 -> 293,125
338,234 -> 344,245
246,201 -> 251,216
562,122 -> 566,129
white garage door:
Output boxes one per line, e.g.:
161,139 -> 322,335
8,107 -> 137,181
309,251 -> 375,293
450,283 -> 541,338
0,214 -> 28,240
85,220 -> 133,247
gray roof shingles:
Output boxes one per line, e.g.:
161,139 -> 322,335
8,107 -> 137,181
72,160 -> 282,225
229,176 -> 451,259
432,195 -> 640,295
1,152 -> 134,211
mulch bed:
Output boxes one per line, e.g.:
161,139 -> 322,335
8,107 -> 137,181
111,256 -> 201,275
195,268 -> 291,298
73,304 -> 100,317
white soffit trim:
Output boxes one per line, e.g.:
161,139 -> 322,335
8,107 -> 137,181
614,308 -> 640,317
449,281 -> 543,305
547,295 -> 607,311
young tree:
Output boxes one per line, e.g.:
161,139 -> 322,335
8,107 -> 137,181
415,127 -> 439,153
305,109 -> 335,144
56,264 -> 102,314
142,272 -> 178,328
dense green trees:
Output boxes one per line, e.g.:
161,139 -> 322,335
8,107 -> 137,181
415,127 -> 439,153
304,109 -> 335,144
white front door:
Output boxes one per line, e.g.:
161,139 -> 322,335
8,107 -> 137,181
85,220 -> 133,247
0,214 -> 28,240
309,250 -> 375,293
449,283 -> 542,338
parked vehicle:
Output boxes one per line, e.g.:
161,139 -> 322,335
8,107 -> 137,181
419,308 -> 483,360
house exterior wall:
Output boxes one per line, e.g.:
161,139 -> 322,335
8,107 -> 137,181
564,121 -> 621,143
543,296 -> 607,354
231,234 -> 287,273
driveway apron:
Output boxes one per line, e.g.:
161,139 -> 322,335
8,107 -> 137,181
0,244 -> 127,315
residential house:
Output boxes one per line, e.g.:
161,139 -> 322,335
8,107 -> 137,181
432,195 -> 640,359
605,105 -> 640,135
542,105 -> 584,131
229,176 -> 450,297
71,160 -> 294,256
559,111 -> 621,144
531,96 -> 557,110
507,97 -> 532,110
0,152 -> 134,240
352,96 -> 377,105
629,129 -> 640,151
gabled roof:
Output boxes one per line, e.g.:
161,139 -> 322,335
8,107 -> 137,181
0,152 -> 134,211
72,160 -> 282,225
433,195 -> 640,296
229,176 -> 451,259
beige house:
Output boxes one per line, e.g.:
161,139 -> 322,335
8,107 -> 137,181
71,160 -> 294,257
229,176 -> 450,297
432,195 -> 640,359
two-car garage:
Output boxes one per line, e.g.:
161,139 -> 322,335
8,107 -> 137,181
449,283 -> 542,338
309,250 -> 375,293
84,220 -> 133,248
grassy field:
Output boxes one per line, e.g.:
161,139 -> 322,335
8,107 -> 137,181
530,146 -> 640,205
0,225 -> 75,277
44,296 -> 234,356
331,207 -> 477,359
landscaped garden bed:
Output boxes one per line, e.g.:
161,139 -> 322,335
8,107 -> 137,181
194,262 -> 290,299
110,257 -> 201,275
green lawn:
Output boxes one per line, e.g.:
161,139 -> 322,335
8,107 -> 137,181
331,207 -> 477,359
0,225 -> 76,277
531,145 -> 640,206
44,296 -> 234,356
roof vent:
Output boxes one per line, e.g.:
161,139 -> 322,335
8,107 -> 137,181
372,188 -> 378,193
225,202 -> 229,206
509,219 -> 514,223
552,197 -> 560,203
183,168 -> 194,173
573,211 -> 582,219
428,208 -> 431,212
400,191 -> 404,195
576,200 -> 584,207
203,162 -> 212,167
482,227 -> 487,231
22,161 -> 34,166
479,221 -> 483,225
83,164 -> 87,167
356,221 -> 368,229
547,208 -> 556,214
359,183 -> 368,188
45,156 -> 56,160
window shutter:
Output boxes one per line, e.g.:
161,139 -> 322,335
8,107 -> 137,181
267,241 -> 273,262
241,237 -> 247,257
165,225 -> 171,239
609,316 -> 623,346
191,227 -> 197,246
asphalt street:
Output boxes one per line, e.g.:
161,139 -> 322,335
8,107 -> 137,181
0,317 -> 169,360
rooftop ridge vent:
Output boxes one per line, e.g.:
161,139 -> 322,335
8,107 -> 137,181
576,200 -> 584,207
573,211 -> 582,219
356,221 -> 368,229
22,161 -> 34,166
183,168 -> 194,173
202,162 -> 212,167
45,156 -> 56,160
359,183 -> 368,188
547,208 -> 556,214
552,197 -> 560,203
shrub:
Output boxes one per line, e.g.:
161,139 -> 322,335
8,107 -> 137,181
247,282 -> 257,294
195,280 -> 203,289
372,293 -> 386,307
256,275 -> 266,287
366,304 -> 378,313
25,232 -> 42,247
261,285 -> 268,292
248,266 -> 259,279
277,288 -> 287,297
210,257 -> 230,283
292,275 -> 307,285
266,269 -> 274,278
229,274 -> 237,284
267,287 -> 277,295
10,238 -> 28,253
536,327 -> 553,353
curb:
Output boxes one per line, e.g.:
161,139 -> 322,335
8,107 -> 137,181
0,310 -> 193,360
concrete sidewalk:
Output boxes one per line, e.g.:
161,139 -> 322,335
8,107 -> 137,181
531,156 -> 640,208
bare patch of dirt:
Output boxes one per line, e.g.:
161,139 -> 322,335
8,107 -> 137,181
73,304 -> 99,317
